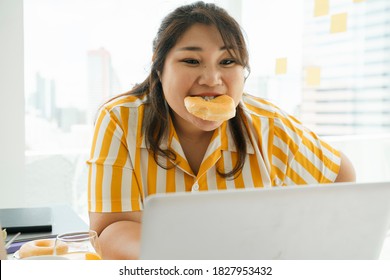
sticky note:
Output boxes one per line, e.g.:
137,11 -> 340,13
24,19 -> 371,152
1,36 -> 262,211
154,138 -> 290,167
330,13 -> 348,33
353,0 -> 365,3
306,67 -> 321,86
314,0 -> 329,17
275,58 -> 287,75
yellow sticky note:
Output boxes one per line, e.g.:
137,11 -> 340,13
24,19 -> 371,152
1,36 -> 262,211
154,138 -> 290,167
353,0 -> 365,3
275,58 -> 287,75
306,67 -> 321,86
330,13 -> 348,33
314,0 -> 329,17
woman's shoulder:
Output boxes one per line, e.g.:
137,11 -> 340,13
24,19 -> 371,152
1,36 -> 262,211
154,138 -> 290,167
103,93 -> 148,112
241,93 -> 287,118
241,93 -> 304,133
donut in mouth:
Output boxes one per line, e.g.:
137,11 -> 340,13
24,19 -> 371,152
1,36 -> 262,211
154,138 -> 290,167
184,95 -> 236,122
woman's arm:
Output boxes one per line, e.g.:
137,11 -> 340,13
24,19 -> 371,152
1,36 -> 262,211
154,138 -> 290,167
335,152 -> 356,182
89,211 -> 142,260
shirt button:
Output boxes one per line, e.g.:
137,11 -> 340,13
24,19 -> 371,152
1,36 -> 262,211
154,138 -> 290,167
192,183 -> 199,191
274,177 -> 281,186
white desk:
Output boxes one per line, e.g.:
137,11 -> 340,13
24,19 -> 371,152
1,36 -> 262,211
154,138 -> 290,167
4,206 -> 389,260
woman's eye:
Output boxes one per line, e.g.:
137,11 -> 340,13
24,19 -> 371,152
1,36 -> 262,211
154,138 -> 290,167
183,59 -> 199,65
221,59 -> 236,66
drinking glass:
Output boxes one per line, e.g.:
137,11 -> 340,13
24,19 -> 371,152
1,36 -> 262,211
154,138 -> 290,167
54,230 -> 102,260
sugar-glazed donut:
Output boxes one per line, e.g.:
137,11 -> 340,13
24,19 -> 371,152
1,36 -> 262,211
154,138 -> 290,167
19,239 -> 68,259
184,95 -> 236,122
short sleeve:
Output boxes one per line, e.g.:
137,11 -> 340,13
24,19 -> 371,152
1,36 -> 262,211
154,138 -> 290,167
271,114 -> 341,186
87,106 -> 141,213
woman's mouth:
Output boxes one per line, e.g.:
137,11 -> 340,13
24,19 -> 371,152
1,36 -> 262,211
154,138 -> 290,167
201,96 -> 216,101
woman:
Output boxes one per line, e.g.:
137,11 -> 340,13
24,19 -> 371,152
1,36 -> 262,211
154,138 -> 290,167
88,1 -> 355,259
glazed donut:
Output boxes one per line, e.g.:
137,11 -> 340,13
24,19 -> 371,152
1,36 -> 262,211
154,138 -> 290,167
19,239 -> 68,259
184,95 -> 236,122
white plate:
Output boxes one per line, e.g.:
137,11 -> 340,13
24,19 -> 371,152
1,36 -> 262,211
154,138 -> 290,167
13,250 -> 20,259
22,255 -> 68,260
13,250 -> 67,260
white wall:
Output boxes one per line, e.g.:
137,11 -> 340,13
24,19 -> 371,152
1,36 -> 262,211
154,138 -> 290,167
0,0 -> 26,207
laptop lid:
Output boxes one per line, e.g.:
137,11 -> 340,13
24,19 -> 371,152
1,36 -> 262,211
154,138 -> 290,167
140,181 -> 390,260
0,207 -> 52,234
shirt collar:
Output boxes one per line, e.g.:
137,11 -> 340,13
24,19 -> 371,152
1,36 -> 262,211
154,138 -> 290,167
140,114 -> 255,155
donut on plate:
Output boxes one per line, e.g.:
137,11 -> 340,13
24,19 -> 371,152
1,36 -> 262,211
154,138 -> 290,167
19,239 -> 68,259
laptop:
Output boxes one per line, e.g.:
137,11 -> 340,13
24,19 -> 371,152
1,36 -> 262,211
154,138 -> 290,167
140,181 -> 390,260
0,207 -> 52,234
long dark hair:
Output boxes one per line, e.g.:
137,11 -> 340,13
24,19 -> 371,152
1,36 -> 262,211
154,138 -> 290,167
115,1 -> 250,178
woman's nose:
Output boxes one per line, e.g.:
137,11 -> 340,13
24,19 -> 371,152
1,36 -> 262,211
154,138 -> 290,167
198,65 -> 222,87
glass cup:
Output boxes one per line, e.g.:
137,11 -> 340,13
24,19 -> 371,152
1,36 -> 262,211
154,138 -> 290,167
54,230 -> 102,260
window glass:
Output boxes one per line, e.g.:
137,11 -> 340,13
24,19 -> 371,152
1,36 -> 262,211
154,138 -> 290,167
300,0 -> 390,135
25,0 -> 194,152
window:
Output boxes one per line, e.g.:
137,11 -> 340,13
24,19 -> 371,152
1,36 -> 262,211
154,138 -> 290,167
24,0 -> 185,152
300,0 -> 390,135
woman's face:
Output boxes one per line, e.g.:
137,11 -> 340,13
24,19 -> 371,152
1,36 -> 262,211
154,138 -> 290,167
160,23 -> 245,133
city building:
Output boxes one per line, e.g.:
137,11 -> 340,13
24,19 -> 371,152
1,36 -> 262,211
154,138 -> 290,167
87,47 -> 122,123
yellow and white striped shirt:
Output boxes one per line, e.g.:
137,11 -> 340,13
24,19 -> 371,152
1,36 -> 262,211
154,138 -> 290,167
88,93 -> 341,213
